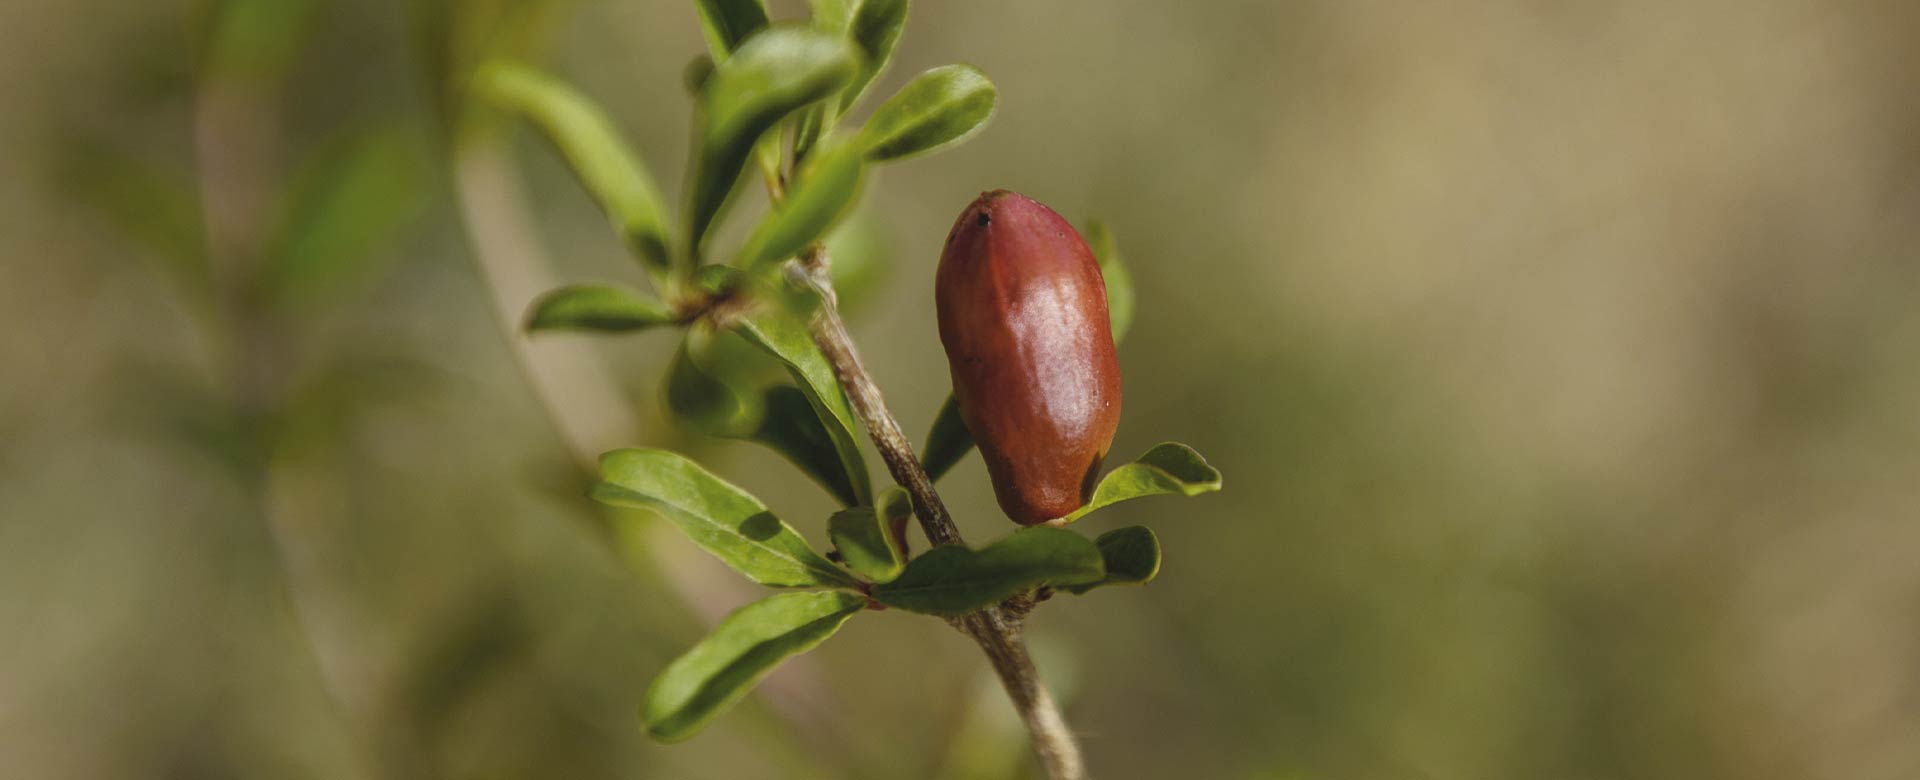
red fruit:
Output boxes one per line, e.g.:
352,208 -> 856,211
936,190 -> 1122,525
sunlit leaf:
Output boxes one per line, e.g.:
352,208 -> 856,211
687,27 -> 858,253
829,486 -> 909,582
1063,442 -> 1222,523
1086,218 -> 1134,343
858,64 -> 995,162
643,591 -> 866,742
1063,526 -> 1161,594
736,137 -> 865,270
525,283 -> 677,333
870,527 -> 1104,615
839,0 -> 909,112
476,62 -> 673,280
592,448 -> 859,588
267,123 -> 427,306
691,0 -> 770,59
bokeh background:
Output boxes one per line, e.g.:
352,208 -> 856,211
4,0 -> 1919,778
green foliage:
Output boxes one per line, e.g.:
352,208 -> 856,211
688,27 -> 858,253
476,62 -> 673,281
858,64 -> 997,162
591,449 -> 859,588
1064,526 -> 1161,594
61,142 -> 209,303
666,333 -> 867,507
839,0 -> 910,112
715,270 -> 873,507
921,395 -> 971,483
735,137 -> 866,271
201,0 -> 323,80
268,123 -> 427,306
691,0 -> 770,59
871,527 -> 1105,615
643,591 -> 867,742
1087,218 -> 1134,343
829,487 -> 910,582
1064,443 -> 1222,523
524,284 -> 676,333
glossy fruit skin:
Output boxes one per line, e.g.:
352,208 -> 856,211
936,190 -> 1121,525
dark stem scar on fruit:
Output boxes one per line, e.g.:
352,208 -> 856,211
977,211 -> 991,227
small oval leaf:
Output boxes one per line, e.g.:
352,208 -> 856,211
858,64 -> 996,162
525,283 -> 677,333
592,449 -> 858,588
736,137 -> 865,270
827,486 -> 909,583
869,527 -> 1104,615
1063,442 -> 1222,523
1063,526 -> 1161,594
688,27 -> 860,252
476,62 -> 673,281
643,590 -> 866,742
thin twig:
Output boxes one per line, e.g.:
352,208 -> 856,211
787,248 -> 1087,780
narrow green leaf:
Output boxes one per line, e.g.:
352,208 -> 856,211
870,527 -> 1104,615
1085,218 -> 1134,343
592,449 -> 858,588
477,62 -> 673,280
858,64 -> 996,162
643,590 -> 866,742
736,137 -> 865,270
839,0 -> 909,112
753,386 -> 865,507
1063,443 -> 1223,523
1063,526 -> 1161,594
829,486 -> 909,582
922,394 -> 972,483
691,0 -> 770,59
688,27 -> 859,253
668,330 -> 865,506
710,269 -> 872,506
268,123 -> 427,305
525,284 -> 677,333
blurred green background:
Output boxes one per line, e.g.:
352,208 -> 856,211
4,0 -> 1919,778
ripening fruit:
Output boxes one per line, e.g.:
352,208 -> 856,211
936,190 -> 1122,525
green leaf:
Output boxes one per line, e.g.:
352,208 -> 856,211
592,449 -> 859,588
202,0 -> 323,81
870,527 -> 1104,615
1086,218 -> 1134,343
267,123 -> 426,305
858,64 -> 996,162
643,590 -> 866,742
1063,526 -> 1161,594
525,284 -> 677,333
829,487 -> 909,582
1063,443 -> 1222,523
922,394 -> 972,483
688,27 -> 859,253
713,270 -> 871,506
667,331 -> 865,506
691,0 -> 770,59
839,0 -> 910,112
736,137 -> 865,270
753,386 -> 866,507
477,62 -> 673,281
